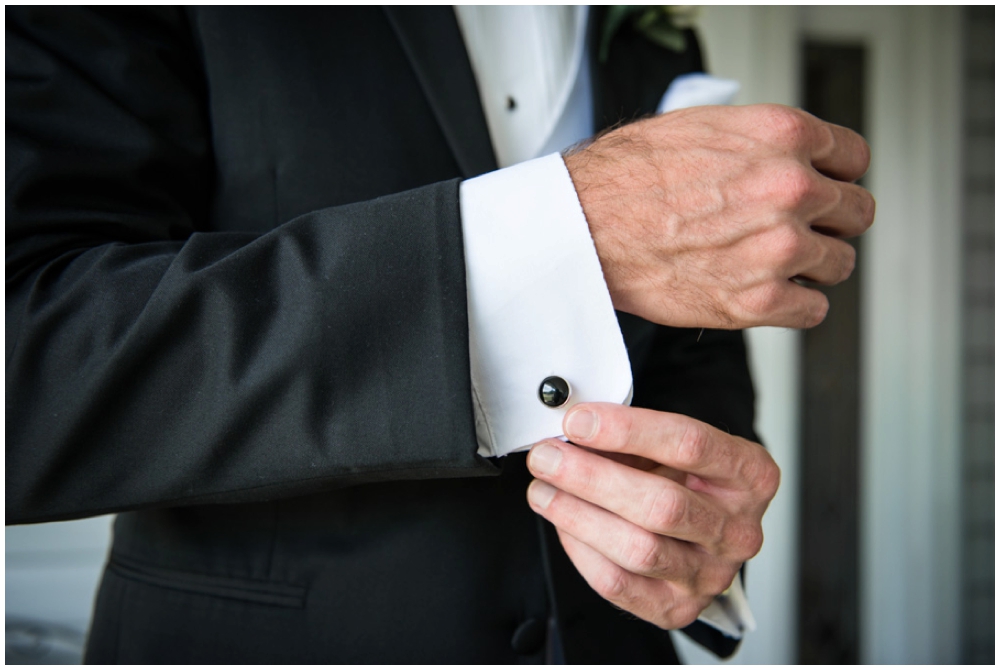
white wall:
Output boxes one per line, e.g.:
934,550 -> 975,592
676,6 -> 965,664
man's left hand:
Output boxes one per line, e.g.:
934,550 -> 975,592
526,402 -> 779,629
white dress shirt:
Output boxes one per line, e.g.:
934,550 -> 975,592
453,6 -> 750,640
455,6 -> 626,460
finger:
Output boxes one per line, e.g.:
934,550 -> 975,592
809,120 -> 871,183
528,478 -> 734,581
790,234 -> 856,286
747,280 -> 832,329
555,529 -> 705,629
809,180 -> 876,238
527,442 -> 725,546
561,404 -> 780,490
575,445 -> 689,486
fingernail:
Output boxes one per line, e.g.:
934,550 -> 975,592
528,480 -> 557,510
565,408 -> 597,441
529,442 -> 563,476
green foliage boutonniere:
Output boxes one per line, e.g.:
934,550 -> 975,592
599,5 -> 699,63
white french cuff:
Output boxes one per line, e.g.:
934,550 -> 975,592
695,572 -> 757,639
459,153 -> 632,458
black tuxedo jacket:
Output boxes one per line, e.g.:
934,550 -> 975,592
7,7 -> 757,663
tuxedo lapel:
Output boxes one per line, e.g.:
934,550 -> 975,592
383,6 -> 497,178
383,7 -> 705,176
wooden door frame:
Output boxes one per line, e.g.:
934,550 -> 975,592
800,7 -> 964,664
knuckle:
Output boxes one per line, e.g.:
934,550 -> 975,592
646,486 -> 687,533
742,523 -> 765,560
572,458 -> 601,498
728,522 -> 764,562
618,407 -> 641,452
624,531 -> 665,575
675,420 -> 710,469
707,568 -> 738,597
757,453 -> 782,500
594,405 -> 632,452
770,224 -> 807,266
862,191 -> 877,229
758,105 -> 811,146
697,564 -> 733,597
670,601 -> 705,629
735,444 -> 765,485
559,497 -> 588,532
857,135 -> 873,173
845,186 -> 876,233
840,244 -> 857,282
770,162 -> 816,210
747,526 -> 765,559
739,283 -> 784,321
815,239 -> 853,286
804,293 -> 830,328
706,512 -> 729,551
593,565 -> 629,601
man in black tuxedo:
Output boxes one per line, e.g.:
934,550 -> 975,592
6,7 -> 872,663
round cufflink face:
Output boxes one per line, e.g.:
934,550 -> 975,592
538,376 -> 571,408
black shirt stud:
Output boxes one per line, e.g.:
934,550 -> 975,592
538,376 -> 571,408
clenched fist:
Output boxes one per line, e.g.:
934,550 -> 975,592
527,403 -> 780,630
565,103 -> 874,330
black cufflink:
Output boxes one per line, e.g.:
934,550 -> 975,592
538,376 -> 571,408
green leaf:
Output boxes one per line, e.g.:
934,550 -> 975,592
599,5 -> 643,63
637,22 -> 686,53
599,5 -> 690,63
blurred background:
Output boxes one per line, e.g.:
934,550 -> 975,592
6,5 -> 994,664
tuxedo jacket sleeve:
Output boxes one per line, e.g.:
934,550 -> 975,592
7,3 -> 758,569
6,5 -> 759,531
6,6 -> 500,524
7,6 -> 759,662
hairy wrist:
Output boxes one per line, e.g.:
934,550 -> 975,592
563,125 -> 658,316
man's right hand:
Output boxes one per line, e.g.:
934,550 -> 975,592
526,403 -> 780,631
564,104 -> 874,330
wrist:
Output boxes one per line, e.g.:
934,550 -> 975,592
561,149 -> 632,313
